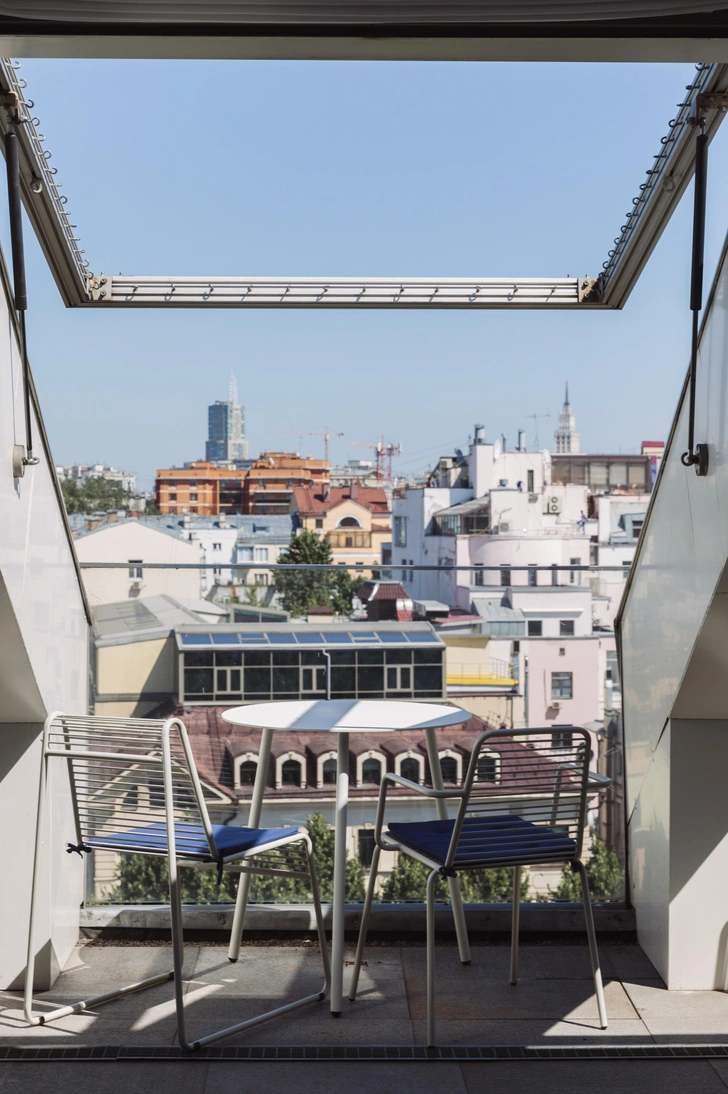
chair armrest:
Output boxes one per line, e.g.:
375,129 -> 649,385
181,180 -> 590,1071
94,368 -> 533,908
374,774 -> 464,850
382,772 -> 466,799
587,770 -> 612,790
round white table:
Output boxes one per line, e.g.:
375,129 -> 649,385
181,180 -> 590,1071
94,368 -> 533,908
222,699 -> 470,1015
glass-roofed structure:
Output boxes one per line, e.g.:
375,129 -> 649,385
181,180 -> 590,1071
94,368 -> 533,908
176,622 -> 445,705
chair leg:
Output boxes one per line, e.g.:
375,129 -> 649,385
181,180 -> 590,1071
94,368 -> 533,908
510,865 -> 521,986
574,860 -> 608,1029
426,868 -> 439,1048
348,843 -> 380,1001
305,837 -> 331,996
227,871 -> 252,964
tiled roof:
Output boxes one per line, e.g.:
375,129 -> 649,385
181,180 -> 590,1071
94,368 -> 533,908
292,486 -> 390,516
358,581 -> 409,601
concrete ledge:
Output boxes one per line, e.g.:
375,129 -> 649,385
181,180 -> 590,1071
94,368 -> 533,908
81,902 -> 634,936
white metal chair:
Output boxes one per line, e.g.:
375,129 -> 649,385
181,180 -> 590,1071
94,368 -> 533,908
24,712 -> 330,1049
349,725 -> 610,1046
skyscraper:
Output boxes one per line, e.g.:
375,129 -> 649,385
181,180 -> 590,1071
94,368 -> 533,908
554,383 -> 580,454
206,373 -> 248,462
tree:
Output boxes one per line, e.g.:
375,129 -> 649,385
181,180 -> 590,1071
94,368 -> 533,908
61,476 -> 130,515
548,837 -> 624,903
274,530 -> 333,618
381,854 -> 529,903
111,812 -> 365,905
274,530 -> 362,618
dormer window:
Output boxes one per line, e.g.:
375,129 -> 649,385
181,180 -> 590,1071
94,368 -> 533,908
276,751 -> 307,789
234,753 -> 259,788
438,749 -> 462,785
361,758 -> 382,785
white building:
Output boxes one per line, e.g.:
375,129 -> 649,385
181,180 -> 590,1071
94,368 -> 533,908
56,462 -> 136,493
74,518 -> 203,605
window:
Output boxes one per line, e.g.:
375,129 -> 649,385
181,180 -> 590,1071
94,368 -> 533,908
213,542 -> 222,551
553,729 -> 574,749
339,516 -> 361,528
345,536 -> 353,547
500,565 -> 511,587
281,759 -> 302,786
559,619 -> 575,636
400,756 -> 421,783
358,829 -> 376,867
527,620 -> 542,637
386,664 -> 412,691
570,557 -> 580,585
528,564 -> 537,587
302,665 -> 327,693
551,564 -> 558,586
551,672 -> 573,700
255,573 -> 269,586
473,564 -> 484,586
440,756 -> 458,783
213,567 -> 222,577
238,546 -> 254,561
315,518 -> 324,529
527,470 -> 534,493
393,514 -> 407,547
216,666 -> 242,693
322,757 -> 337,784
190,493 -> 198,502
559,647 -> 566,656
477,753 -> 499,783
254,547 -> 269,562
361,758 -> 382,785
128,559 -> 143,579
623,558 -> 632,579
631,519 -> 644,537
238,760 -> 257,786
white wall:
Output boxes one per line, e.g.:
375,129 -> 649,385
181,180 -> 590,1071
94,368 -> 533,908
75,521 -> 202,605
0,255 -> 88,990
618,233 -> 728,987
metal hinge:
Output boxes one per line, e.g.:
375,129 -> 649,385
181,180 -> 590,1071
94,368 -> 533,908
0,90 -> 19,121
696,91 -> 728,113
578,277 -> 598,303
86,274 -> 109,301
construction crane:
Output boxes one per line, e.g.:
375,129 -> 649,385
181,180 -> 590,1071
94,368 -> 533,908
276,426 -> 344,462
351,438 -> 402,482
527,413 -> 551,451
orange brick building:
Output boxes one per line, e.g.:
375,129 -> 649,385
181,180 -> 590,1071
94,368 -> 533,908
156,454 -> 329,516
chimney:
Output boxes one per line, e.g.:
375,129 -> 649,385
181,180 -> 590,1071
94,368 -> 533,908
517,429 -> 526,452
474,424 -> 486,445
219,512 -> 227,528
182,512 -> 191,529
351,480 -> 359,501
322,482 -> 330,502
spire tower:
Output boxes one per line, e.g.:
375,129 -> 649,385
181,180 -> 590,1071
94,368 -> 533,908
554,382 -> 580,454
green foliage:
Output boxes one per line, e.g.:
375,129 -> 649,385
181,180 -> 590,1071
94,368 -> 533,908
274,530 -> 362,618
111,812 -> 365,905
549,837 -> 624,903
61,476 -> 130,515
381,854 -> 529,904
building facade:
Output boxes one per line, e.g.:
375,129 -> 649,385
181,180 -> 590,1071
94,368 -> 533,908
291,483 -> 391,573
156,452 -> 330,516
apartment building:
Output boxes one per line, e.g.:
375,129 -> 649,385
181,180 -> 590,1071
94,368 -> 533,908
156,452 -> 329,516
291,482 -> 391,571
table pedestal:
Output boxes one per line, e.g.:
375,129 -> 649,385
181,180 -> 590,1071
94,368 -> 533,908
331,731 -> 349,1015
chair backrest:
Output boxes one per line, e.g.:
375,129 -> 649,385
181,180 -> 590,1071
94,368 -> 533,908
446,725 -> 592,869
43,712 -> 219,859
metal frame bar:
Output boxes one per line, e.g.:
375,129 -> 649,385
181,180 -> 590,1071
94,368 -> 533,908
23,712 -> 331,1048
86,274 -> 595,310
0,59 -> 88,305
597,61 -> 728,309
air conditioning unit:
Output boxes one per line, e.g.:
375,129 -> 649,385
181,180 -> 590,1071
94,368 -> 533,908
500,522 -> 510,533
546,496 -> 561,514
551,700 -> 562,710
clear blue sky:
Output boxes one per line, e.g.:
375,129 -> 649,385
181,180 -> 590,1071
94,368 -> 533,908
12,58 -> 728,490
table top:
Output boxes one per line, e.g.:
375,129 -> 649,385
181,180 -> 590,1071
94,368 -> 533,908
221,699 -> 470,733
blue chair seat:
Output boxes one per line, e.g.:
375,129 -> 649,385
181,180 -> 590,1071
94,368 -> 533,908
387,815 -> 576,869
88,822 -> 299,862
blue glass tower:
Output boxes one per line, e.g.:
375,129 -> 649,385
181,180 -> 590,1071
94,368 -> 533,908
206,373 -> 248,462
